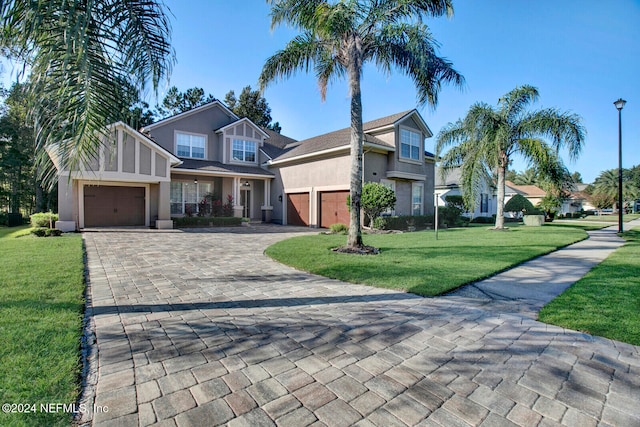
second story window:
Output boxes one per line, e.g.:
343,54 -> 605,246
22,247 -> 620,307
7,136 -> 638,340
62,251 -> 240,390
232,139 -> 256,162
176,132 -> 205,159
400,128 -> 421,161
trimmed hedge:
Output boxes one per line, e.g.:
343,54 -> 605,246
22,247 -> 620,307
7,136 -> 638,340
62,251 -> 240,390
373,215 -> 434,231
30,227 -> 63,237
30,212 -> 58,228
172,216 -> 241,228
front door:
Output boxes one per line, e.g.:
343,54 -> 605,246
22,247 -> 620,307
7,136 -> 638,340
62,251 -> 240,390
241,189 -> 251,218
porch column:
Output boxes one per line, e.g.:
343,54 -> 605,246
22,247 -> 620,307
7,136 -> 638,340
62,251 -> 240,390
55,176 -> 77,232
232,177 -> 243,218
261,179 -> 273,223
156,181 -> 173,229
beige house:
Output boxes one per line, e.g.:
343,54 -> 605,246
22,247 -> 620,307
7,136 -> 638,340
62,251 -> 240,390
51,102 -> 435,230
270,110 -> 435,227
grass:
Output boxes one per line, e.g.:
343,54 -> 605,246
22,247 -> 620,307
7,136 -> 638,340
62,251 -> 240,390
539,228 -> 640,346
560,213 -> 640,223
0,226 -> 85,427
266,224 -> 588,296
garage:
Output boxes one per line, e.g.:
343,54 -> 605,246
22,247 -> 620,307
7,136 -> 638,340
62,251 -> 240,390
287,193 -> 309,226
84,185 -> 145,227
320,190 -> 350,228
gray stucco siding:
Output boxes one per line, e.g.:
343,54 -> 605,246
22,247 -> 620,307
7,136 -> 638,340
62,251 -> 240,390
123,133 -> 136,173
363,152 -> 388,183
148,107 -> 233,161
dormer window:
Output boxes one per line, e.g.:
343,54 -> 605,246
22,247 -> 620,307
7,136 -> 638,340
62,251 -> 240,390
232,139 -> 256,162
176,132 -> 206,159
400,128 -> 421,161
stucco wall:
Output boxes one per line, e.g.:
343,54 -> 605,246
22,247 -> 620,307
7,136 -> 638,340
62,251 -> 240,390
363,152 -> 387,183
147,107 -> 233,161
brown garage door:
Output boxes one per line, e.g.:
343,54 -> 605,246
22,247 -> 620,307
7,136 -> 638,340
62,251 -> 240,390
287,193 -> 309,226
320,190 -> 350,228
84,185 -> 145,227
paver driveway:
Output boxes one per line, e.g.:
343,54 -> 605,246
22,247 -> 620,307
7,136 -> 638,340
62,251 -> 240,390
82,226 -> 640,427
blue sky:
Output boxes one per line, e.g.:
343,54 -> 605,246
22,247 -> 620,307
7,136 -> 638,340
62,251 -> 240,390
3,0 -> 639,183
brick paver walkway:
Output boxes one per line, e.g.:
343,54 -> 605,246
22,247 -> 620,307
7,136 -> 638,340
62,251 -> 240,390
81,225 -> 640,426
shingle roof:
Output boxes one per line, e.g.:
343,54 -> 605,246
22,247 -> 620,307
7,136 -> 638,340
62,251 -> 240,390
260,128 -> 297,159
273,110 -> 414,161
505,181 -> 546,197
174,159 -> 274,177
435,167 -> 462,187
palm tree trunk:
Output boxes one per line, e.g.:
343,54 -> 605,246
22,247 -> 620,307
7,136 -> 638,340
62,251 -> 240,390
495,166 -> 506,229
346,39 -> 364,248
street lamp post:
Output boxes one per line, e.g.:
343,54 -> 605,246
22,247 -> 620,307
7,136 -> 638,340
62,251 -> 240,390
614,98 -> 626,233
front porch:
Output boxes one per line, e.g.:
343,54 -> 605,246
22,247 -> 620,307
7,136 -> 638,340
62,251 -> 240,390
170,173 -> 274,222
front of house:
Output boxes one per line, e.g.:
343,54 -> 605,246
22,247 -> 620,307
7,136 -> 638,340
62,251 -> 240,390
51,102 -> 435,230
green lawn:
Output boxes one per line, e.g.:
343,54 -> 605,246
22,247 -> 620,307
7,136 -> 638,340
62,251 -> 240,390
0,226 -> 85,427
539,228 -> 640,346
266,224 -> 587,296
559,213 -> 640,223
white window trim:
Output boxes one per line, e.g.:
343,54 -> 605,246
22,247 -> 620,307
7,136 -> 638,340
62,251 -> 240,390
170,180 -> 213,216
229,138 -> 258,165
174,130 -> 207,159
412,182 -> 424,216
398,126 -> 423,164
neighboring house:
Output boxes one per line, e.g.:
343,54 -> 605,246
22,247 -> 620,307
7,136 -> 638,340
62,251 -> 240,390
434,167 -> 518,218
269,110 -> 435,227
561,186 -> 587,214
51,102 -> 435,230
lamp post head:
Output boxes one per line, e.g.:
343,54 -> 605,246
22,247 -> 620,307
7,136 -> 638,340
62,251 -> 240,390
614,98 -> 627,111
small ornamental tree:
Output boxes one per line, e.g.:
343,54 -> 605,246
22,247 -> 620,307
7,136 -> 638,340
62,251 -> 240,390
504,194 -> 535,215
361,182 -> 396,228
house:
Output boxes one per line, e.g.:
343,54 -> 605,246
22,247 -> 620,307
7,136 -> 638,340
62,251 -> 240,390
51,102 -> 435,230
434,167 -> 520,218
270,110 -> 435,227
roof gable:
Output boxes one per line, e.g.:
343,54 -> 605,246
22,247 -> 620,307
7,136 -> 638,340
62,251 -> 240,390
141,100 -> 238,131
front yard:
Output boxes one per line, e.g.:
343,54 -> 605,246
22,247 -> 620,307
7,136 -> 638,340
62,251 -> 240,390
0,226 -> 85,427
266,224 -> 588,296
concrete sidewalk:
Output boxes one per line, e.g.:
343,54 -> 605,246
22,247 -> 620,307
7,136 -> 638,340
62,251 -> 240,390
444,219 -> 640,318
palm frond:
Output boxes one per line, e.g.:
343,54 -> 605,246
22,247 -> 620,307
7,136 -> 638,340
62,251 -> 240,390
259,32 -> 326,91
370,22 -> 464,107
268,0 -> 325,30
498,84 -> 539,124
518,108 -> 586,161
1,0 -> 173,188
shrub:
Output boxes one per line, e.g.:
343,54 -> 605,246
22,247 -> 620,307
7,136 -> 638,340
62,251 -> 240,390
30,212 -> 58,228
471,216 -> 494,224
504,194 -> 535,214
373,215 -> 434,231
30,227 -> 62,237
172,216 -> 241,228
438,206 -> 464,227
329,223 -> 348,234
0,211 -> 7,226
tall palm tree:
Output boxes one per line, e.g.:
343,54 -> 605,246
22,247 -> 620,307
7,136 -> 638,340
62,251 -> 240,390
436,85 -> 585,229
259,0 -> 464,248
0,0 -> 174,186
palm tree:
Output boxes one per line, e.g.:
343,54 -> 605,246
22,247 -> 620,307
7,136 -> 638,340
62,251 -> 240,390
436,85 -> 585,229
0,0 -> 174,186
259,0 -> 464,248
593,168 -> 638,212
